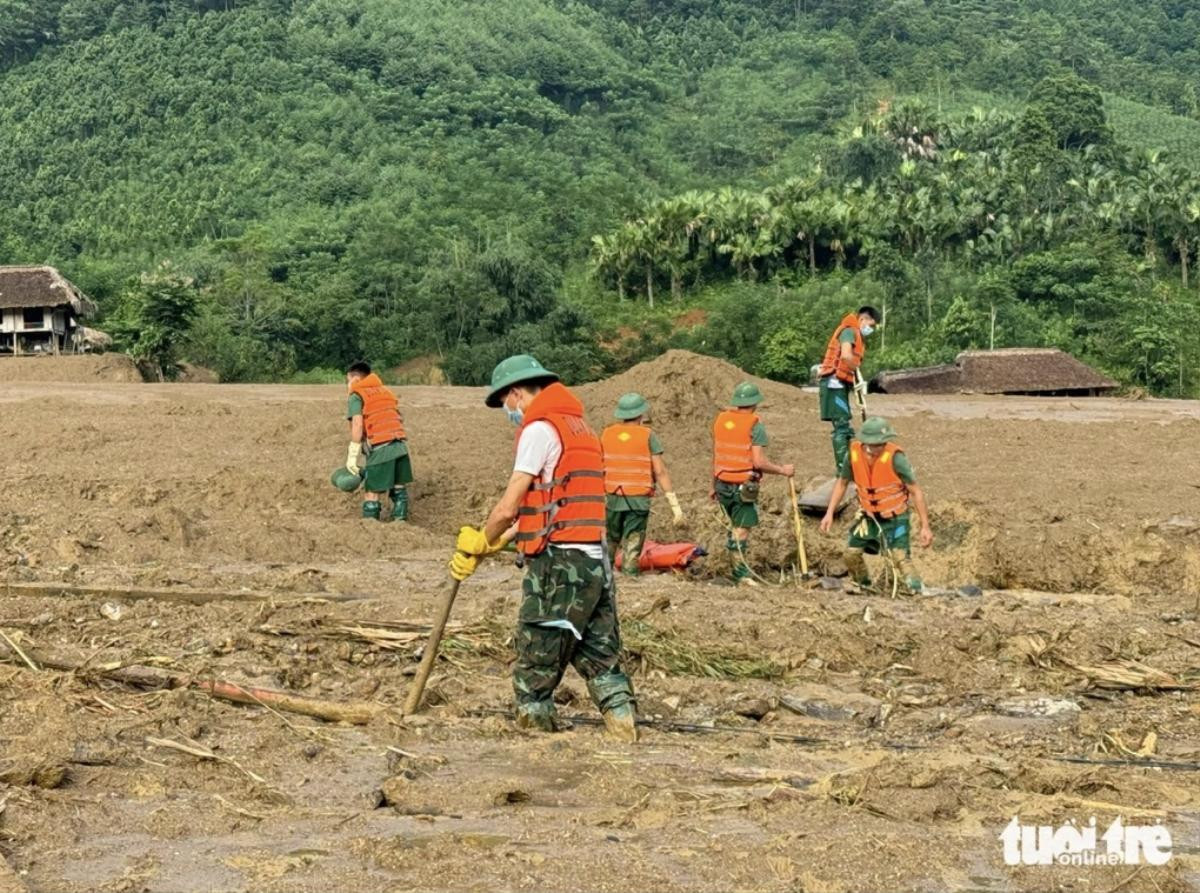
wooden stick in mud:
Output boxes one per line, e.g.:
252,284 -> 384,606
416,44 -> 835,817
403,578 -> 461,715
0,637 -> 382,725
0,581 -> 369,606
787,477 -> 809,578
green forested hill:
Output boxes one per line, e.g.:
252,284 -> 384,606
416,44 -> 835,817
1,0 -> 1198,392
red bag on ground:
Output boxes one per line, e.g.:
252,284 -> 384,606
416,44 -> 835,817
614,540 -> 706,573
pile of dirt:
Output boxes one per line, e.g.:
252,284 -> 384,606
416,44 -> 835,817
0,354 -> 142,383
577,349 -> 801,429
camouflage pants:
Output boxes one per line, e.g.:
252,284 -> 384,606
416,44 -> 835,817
606,508 -> 648,576
514,547 -> 633,712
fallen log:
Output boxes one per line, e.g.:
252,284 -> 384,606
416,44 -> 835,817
0,637 -> 383,725
0,581 -> 370,606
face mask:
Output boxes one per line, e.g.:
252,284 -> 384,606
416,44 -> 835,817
506,408 -> 524,427
860,324 -> 875,337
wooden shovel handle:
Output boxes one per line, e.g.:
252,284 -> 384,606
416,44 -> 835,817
403,577 -> 461,715
788,478 -> 808,576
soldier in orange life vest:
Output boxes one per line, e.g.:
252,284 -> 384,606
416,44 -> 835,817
448,355 -> 637,741
819,417 -> 933,593
817,306 -> 879,474
345,362 -> 414,521
601,392 -> 685,577
712,381 -> 794,585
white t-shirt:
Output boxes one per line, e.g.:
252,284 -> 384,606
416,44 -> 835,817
515,421 -> 605,560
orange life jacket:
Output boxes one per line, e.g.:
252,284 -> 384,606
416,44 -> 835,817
601,423 -> 655,497
817,313 -> 865,385
515,383 -> 607,557
349,373 -> 406,446
849,440 -> 909,519
712,410 -> 759,484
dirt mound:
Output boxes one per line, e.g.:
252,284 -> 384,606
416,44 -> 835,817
0,354 -> 142,383
176,362 -> 219,383
578,349 -> 801,427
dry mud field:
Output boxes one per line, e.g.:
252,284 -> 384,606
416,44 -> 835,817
1,351 -> 1199,893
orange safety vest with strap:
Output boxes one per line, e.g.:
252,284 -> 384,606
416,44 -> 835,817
515,383 -> 607,557
849,440 -> 909,519
601,423 -> 655,497
349,373 -> 406,446
817,313 -> 865,385
712,410 -> 759,484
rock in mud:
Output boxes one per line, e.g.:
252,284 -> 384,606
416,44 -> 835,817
995,695 -> 1081,721
779,684 -> 883,724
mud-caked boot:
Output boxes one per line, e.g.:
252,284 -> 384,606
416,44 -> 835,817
514,699 -> 567,733
361,500 -> 382,521
389,486 -> 409,522
896,558 -> 923,594
621,537 -> 642,578
587,669 -> 638,743
844,547 -> 871,590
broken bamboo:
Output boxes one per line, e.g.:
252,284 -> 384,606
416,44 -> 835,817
0,581 -> 369,606
0,638 -> 382,725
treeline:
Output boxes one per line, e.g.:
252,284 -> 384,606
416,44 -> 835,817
0,0 -> 1198,391
591,77 -> 1200,394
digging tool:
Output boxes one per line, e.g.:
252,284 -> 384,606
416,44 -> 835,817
403,577 -> 461,715
853,369 -> 869,422
787,477 -> 809,578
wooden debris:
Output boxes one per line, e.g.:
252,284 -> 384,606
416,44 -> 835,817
1066,659 -> 1187,691
0,638 -> 384,725
0,581 -> 367,606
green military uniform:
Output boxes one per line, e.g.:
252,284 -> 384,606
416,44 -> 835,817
515,548 -> 633,727
606,431 -> 664,576
837,449 -> 917,557
714,419 -> 769,530
819,326 -> 859,473
348,394 -> 413,518
835,418 -> 924,592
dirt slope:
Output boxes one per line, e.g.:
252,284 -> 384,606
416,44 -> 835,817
1,351 -> 1199,892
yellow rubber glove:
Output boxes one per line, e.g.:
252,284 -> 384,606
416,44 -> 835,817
449,551 -> 479,582
455,525 -> 503,557
665,491 -> 685,527
346,441 -> 363,476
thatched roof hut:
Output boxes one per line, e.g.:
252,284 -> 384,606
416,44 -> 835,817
874,348 -> 1117,396
0,266 -> 96,316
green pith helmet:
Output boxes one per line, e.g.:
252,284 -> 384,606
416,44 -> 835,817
730,381 -> 763,408
858,416 -> 898,445
330,467 -> 364,492
485,354 -> 560,407
614,392 -> 649,420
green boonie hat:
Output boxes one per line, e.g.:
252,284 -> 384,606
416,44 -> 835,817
614,392 -> 649,420
485,354 -> 559,407
730,381 -> 763,408
330,467 -> 364,492
858,416 -> 898,445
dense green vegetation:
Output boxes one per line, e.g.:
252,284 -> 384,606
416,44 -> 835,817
0,0 -> 1198,393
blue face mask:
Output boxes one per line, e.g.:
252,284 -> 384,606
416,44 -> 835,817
506,405 -> 524,427
860,323 -> 875,337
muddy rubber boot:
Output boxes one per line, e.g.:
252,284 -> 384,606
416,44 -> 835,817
514,700 -> 566,733
390,486 -> 409,522
621,539 -> 641,577
844,547 -> 870,588
897,558 -> 923,593
587,669 -> 637,741
361,500 -> 382,521
601,703 -> 638,743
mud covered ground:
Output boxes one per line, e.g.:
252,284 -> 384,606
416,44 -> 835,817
2,351 -> 1199,892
